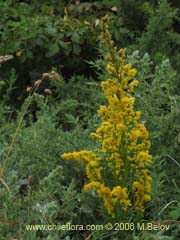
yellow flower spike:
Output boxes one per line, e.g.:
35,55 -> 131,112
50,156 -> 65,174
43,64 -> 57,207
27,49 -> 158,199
61,21 -> 152,219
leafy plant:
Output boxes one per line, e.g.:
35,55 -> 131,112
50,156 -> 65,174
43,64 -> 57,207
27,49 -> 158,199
61,21 -> 153,226
137,0 -> 179,68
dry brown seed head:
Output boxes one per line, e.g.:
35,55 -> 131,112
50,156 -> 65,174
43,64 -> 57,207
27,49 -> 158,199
26,86 -> 32,92
44,88 -> 52,95
42,73 -> 50,79
50,71 -> 61,81
34,79 -> 42,88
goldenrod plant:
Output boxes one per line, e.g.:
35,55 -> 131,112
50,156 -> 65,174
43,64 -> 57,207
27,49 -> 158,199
61,21 -> 152,220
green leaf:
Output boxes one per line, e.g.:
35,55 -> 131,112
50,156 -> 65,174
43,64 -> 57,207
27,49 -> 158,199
58,33 -> 65,39
114,30 -> 120,41
46,27 -> 57,36
59,41 -> 68,50
120,28 -> 129,34
51,43 -> 59,54
0,81 -> 6,86
71,32 -> 80,43
169,210 -> 180,219
46,43 -> 59,57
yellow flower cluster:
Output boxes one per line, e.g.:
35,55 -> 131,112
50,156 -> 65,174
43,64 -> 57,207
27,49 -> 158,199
61,22 -> 152,218
84,182 -> 131,218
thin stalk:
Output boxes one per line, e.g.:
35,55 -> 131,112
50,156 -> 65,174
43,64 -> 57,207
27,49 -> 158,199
0,81 -> 42,182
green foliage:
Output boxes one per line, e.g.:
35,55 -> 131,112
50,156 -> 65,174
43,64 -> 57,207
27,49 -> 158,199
137,0 -> 180,68
0,93 -> 100,239
118,0 -> 149,32
132,231 -> 173,240
50,75 -> 103,130
0,1 -> 180,239
0,68 -> 17,103
0,0 -> 101,105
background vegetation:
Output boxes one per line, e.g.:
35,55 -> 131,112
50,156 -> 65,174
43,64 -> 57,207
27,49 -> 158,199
0,0 -> 180,239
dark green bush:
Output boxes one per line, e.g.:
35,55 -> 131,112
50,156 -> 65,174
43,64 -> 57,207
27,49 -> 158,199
136,0 -> 180,69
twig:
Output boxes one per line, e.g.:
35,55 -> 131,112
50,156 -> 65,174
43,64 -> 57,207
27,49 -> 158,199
0,177 -> 10,192
0,80 -> 42,181
158,200 -> 178,216
163,154 -> 180,169
0,55 -> 14,64
152,219 -> 180,225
